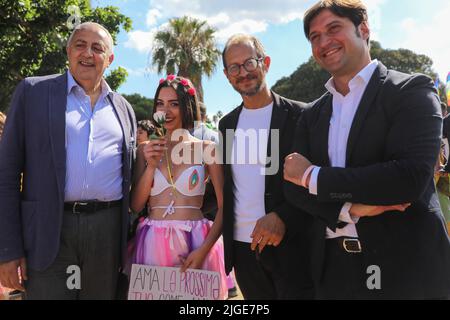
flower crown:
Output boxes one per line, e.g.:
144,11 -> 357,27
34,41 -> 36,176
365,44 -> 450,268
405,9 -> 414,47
159,75 -> 197,97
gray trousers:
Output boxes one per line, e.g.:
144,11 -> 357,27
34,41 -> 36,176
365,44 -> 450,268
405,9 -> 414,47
24,206 -> 122,300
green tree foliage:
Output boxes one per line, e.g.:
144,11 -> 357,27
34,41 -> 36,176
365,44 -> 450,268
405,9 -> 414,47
272,40 -> 444,104
272,56 -> 329,104
122,93 -> 153,121
0,0 -> 132,112
104,66 -> 128,92
151,16 -> 220,102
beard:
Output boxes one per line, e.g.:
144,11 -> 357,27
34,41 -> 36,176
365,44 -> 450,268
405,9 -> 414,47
232,74 -> 265,97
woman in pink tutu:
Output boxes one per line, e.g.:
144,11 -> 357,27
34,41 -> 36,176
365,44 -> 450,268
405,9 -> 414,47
130,75 -> 227,300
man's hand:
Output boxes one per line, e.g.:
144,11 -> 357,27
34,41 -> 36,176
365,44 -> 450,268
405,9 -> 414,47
284,153 -> 312,187
349,203 -> 411,218
250,212 -> 286,253
0,258 -> 27,291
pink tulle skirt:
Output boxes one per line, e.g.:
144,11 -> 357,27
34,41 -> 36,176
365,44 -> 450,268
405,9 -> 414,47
129,218 -> 228,300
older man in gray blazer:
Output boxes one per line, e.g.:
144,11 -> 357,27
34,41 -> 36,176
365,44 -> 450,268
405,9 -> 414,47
0,22 -> 136,299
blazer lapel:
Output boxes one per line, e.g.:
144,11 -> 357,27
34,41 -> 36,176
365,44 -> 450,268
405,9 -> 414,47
346,63 -> 387,164
48,73 -> 68,202
108,93 -> 133,178
316,94 -> 333,166
223,106 -> 242,179
109,93 -> 130,146
265,92 -> 288,190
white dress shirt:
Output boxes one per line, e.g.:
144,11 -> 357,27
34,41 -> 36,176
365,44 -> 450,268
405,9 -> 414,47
308,60 -> 379,239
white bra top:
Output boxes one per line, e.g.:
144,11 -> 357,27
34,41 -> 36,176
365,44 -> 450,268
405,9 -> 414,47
150,165 -> 206,197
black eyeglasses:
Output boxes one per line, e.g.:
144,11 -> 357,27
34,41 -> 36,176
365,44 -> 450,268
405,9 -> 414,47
226,57 -> 264,77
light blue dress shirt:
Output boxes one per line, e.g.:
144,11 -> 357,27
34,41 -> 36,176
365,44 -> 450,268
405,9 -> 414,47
65,71 -> 124,202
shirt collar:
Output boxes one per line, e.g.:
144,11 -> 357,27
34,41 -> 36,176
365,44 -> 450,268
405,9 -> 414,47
325,59 -> 379,96
67,70 -> 112,97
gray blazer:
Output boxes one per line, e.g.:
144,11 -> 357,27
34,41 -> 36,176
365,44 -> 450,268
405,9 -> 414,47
0,72 -> 136,271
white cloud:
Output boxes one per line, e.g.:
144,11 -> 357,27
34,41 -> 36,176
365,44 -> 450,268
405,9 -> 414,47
214,19 -> 268,44
155,0 -> 306,34
146,8 -> 162,27
363,0 -> 387,41
203,13 -> 230,26
122,66 -> 149,77
124,0 -> 388,56
124,30 -> 156,53
400,17 -> 416,30
398,3 -> 450,80
124,0 -> 310,53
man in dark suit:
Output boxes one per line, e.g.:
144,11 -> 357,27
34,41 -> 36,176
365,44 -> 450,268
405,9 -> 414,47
284,0 -> 450,299
0,22 -> 136,299
219,34 -> 313,299
441,103 -> 450,233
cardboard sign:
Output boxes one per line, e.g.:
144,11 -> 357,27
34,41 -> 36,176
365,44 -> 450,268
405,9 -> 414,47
128,264 -> 221,300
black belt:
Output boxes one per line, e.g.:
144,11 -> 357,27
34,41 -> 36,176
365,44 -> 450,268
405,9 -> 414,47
327,237 -> 362,254
64,200 -> 122,214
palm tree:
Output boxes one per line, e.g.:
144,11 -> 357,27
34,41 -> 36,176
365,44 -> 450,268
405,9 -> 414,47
151,16 -> 221,102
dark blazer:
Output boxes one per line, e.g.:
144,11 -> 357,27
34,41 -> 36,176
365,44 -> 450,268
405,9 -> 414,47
0,73 -> 136,271
285,63 -> 450,299
218,91 -> 311,275
443,114 -> 450,140
442,115 -> 450,173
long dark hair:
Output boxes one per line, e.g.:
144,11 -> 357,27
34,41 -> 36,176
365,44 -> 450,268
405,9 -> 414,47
152,76 -> 201,130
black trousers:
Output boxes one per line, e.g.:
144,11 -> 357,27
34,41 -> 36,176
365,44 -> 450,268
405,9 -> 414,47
316,238 -> 372,300
317,238 -> 450,300
24,206 -> 122,300
232,240 -> 314,300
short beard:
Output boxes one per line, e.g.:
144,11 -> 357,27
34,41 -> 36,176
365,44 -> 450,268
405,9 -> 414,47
233,77 -> 265,97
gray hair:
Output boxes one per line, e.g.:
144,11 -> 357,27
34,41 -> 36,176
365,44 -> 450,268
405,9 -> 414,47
66,22 -> 114,54
222,34 -> 266,68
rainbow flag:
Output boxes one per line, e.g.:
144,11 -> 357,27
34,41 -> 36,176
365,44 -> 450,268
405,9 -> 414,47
447,72 -> 450,107
435,78 -> 440,96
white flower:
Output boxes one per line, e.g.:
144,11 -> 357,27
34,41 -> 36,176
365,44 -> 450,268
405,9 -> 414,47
153,111 -> 166,125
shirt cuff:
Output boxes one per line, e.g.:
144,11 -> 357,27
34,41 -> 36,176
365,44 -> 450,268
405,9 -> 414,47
301,165 -> 316,188
338,202 -> 360,224
308,166 -> 320,195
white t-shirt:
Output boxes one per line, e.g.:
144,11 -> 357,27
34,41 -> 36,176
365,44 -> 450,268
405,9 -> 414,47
231,103 -> 273,243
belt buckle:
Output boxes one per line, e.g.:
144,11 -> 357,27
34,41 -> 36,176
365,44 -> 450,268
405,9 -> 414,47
343,239 -> 362,253
72,202 -> 88,214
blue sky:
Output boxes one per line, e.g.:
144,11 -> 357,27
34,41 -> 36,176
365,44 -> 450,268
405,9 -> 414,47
91,0 -> 450,117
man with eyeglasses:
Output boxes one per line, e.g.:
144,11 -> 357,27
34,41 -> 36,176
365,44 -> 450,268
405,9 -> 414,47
218,34 -> 314,299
